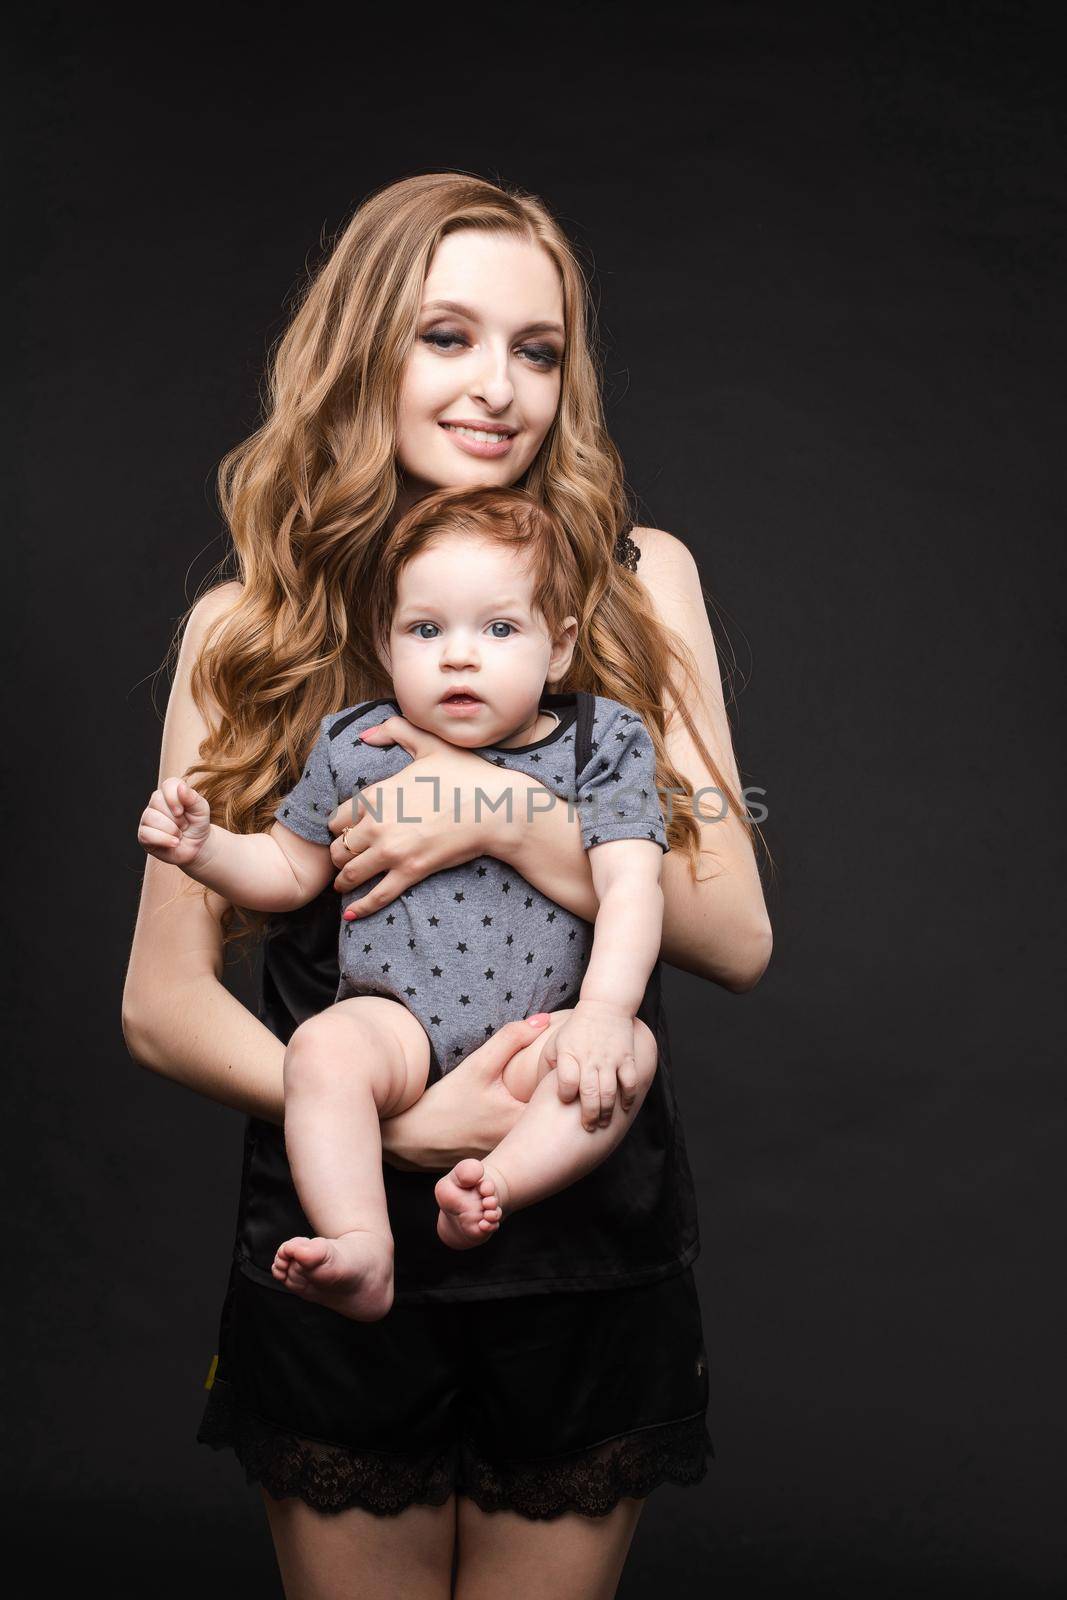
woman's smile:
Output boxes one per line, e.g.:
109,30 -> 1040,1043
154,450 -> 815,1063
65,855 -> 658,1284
439,421 -> 516,458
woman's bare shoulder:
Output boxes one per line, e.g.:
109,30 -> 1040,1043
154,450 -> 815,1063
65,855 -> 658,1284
163,580 -> 245,775
629,525 -> 700,593
172,581 -> 245,704
183,579 -> 244,647
630,523 -> 693,558
198,576 -> 245,608
630,524 -> 740,770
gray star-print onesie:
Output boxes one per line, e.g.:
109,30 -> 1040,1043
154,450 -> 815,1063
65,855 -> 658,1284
273,691 -> 668,1077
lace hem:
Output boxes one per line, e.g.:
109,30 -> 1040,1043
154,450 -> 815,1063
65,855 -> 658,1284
460,1412 -> 713,1520
198,1377 -> 712,1520
197,1377 -> 455,1517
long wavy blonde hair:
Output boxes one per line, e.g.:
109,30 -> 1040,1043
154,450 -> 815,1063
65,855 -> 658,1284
164,171 -> 760,946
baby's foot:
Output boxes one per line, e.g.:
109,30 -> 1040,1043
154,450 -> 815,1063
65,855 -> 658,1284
435,1158 -> 510,1250
271,1229 -> 394,1321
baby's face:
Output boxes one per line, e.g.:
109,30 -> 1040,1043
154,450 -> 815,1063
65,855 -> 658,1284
383,535 -> 571,746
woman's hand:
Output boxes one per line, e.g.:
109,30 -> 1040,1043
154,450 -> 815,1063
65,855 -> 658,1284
381,1014 -> 551,1171
327,715 -> 515,916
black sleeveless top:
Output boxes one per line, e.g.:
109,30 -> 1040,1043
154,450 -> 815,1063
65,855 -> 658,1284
228,526 -> 702,1303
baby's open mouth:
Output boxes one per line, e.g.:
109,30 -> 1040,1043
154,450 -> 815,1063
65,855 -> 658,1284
441,692 -> 482,704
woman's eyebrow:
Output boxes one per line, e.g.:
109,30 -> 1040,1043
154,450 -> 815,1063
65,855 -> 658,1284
421,299 -> 564,337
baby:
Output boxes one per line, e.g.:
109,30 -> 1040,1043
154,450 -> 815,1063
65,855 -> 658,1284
138,487 -> 669,1322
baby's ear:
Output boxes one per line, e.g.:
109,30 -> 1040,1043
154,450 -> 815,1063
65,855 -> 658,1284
548,615 -> 579,680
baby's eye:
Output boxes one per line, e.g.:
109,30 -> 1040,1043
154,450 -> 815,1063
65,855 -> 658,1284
412,623 -> 439,639
489,622 -> 515,638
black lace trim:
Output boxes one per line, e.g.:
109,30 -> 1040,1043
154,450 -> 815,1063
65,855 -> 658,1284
197,1376 -> 712,1520
197,1378 -> 455,1517
613,527 -> 641,572
460,1413 -> 713,1520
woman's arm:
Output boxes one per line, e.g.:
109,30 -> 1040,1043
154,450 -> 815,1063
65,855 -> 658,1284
121,583 -> 291,1126
495,530 -> 771,991
632,526 -> 772,991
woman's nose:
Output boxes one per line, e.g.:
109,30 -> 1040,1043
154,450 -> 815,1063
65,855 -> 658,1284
470,344 -> 514,410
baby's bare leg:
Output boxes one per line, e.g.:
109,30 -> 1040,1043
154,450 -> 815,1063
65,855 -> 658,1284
433,1010 -> 658,1249
275,996 -> 430,1319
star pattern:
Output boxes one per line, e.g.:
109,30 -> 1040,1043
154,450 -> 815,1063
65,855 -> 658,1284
274,694 -> 668,1072
335,857 -> 603,1070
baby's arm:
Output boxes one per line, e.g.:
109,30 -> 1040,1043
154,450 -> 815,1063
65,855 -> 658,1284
582,839 -> 664,1014
137,776 -> 335,912
548,839 -> 664,1123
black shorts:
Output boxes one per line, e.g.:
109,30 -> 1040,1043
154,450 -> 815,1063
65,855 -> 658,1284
197,1260 -> 714,1521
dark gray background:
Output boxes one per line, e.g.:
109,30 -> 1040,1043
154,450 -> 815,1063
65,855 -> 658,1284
9,2 -> 1064,1594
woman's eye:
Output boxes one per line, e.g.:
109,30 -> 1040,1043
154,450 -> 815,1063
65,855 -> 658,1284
421,332 -> 466,352
420,330 -> 559,369
520,344 -> 560,369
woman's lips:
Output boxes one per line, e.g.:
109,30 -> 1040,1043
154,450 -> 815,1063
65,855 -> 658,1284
439,423 -> 515,459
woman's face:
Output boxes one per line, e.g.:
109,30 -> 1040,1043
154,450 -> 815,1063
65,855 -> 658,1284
394,229 -> 565,510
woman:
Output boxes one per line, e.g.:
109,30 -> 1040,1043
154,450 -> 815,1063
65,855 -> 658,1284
123,172 -> 772,1598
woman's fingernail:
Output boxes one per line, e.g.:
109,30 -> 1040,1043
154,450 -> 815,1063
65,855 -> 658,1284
526,1012 -> 551,1025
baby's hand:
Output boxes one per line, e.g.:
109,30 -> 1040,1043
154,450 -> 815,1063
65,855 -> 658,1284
546,1000 -> 638,1132
137,778 -> 213,867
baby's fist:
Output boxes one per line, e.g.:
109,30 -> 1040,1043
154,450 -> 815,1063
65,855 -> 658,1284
137,777 -> 212,867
